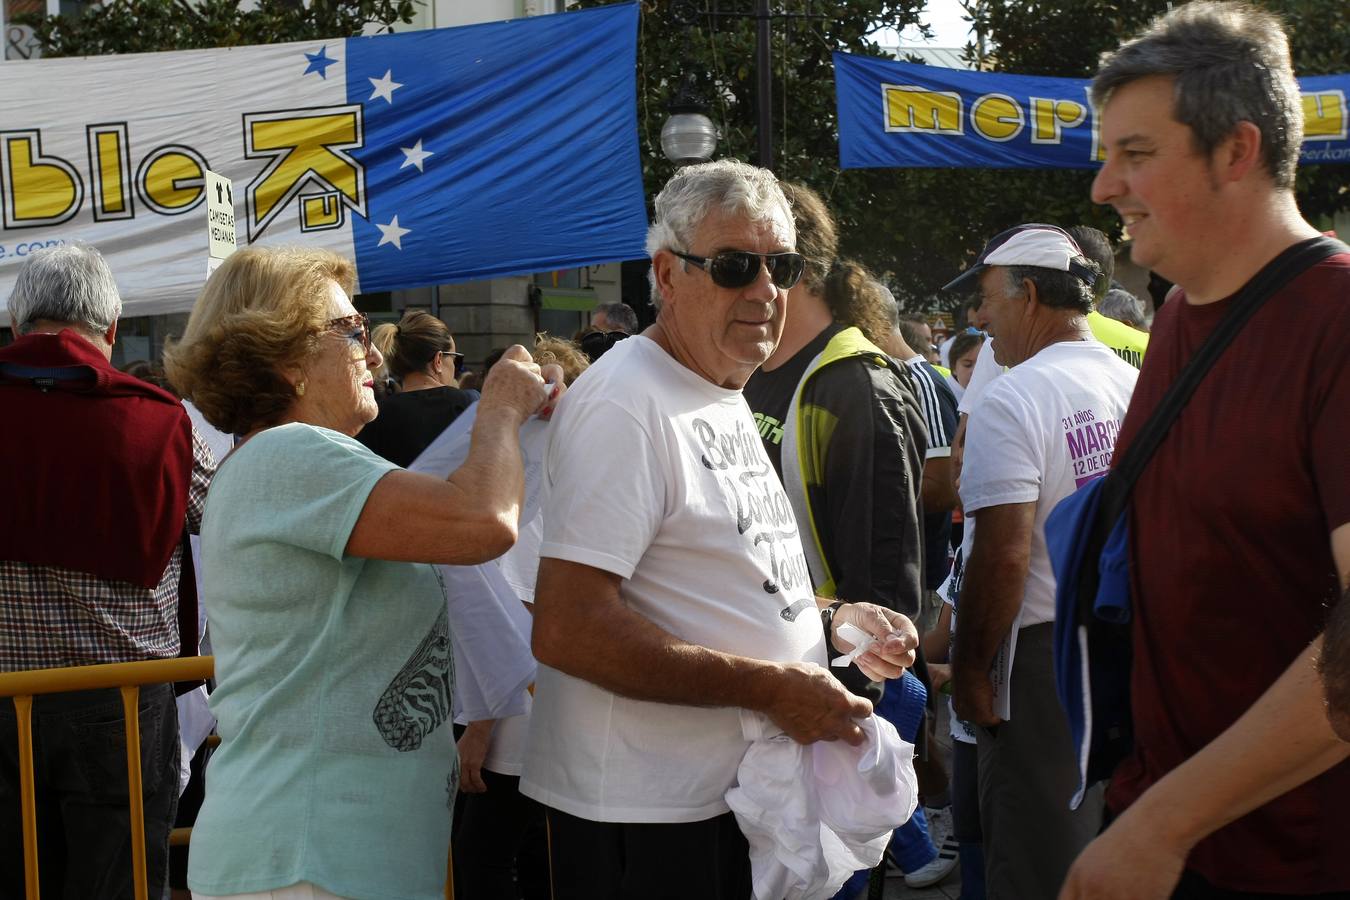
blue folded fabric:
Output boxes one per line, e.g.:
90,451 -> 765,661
875,671 -> 928,744
1046,473 -> 1133,809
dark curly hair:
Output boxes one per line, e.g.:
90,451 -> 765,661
780,182 -> 838,297
822,260 -> 894,349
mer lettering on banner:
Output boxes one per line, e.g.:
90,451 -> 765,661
836,53 -> 1350,170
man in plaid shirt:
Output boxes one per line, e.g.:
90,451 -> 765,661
0,244 -> 215,899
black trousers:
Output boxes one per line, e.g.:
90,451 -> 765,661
543,806 -> 751,900
452,769 -> 548,900
0,684 -> 179,900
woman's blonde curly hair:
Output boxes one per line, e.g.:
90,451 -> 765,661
164,247 -> 356,435
533,334 -> 590,386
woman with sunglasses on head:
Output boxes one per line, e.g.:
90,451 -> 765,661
163,247 -> 551,900
353,310 -> 477,468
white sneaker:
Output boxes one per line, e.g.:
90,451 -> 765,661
902,837 -> 959,889
923,805 -> 954,849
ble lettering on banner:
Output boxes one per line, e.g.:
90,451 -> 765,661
0,3 -> 645,316
205,170 -> 237,275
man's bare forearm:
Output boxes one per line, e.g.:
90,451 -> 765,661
533,560 -> 783,712
951,514 -> 1029,673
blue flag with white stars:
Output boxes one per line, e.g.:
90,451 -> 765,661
0,3 -> 646,314
343,4 -> 646,290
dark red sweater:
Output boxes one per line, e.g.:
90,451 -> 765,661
0,330 -> 193,589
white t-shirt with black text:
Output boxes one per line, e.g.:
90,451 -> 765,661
519,336 -> 827,824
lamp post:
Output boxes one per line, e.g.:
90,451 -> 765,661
752,0 -> 772,171
661,1 -> 825,173
660,73 -> 721,165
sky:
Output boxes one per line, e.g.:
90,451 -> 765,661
878,0 -> 974,47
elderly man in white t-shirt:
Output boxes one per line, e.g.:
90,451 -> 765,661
943,224 -> 1138,900
520,159 -> 919,898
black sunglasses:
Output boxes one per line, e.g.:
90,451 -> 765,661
672,250 -> 805,290
439,350 -> 466,377
325,312 -> 371,354
579,330 -> 630,361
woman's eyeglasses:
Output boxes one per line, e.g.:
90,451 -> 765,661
439,350 -> 466,377
325,313 -> 372,354
672,250 -> 805,290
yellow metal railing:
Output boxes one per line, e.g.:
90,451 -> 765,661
0,657 -> 458,900
0,656 -> 214,900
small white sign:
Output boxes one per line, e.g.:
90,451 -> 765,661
205,170 -> 237,270
5,25 -> 42,61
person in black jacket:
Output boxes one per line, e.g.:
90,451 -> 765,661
356,310 -> 477,466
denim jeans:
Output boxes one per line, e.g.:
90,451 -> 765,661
0,683 -> 180,900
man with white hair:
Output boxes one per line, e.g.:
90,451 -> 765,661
522,160 -> 919,897
0,243 -> 215,898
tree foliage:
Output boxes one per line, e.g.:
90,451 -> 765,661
967,0 -> 1349,266
18,0 -> 1349,309
16,0 -> 418,57
579,0 -> 1350,309
572,0 -> 931,292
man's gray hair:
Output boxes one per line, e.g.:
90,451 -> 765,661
645,159 -> 794,309
8,243 -> 122,336
1005,262 -> 1098,315
593,301 -> 638,334
896,314 -> 932,357
875,283 -> 901,329
1092,1 -> 1302,190
1099,288 -> 1147,329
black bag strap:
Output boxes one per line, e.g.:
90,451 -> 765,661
1080,236 -> 1348,614
174,526 -> 205,696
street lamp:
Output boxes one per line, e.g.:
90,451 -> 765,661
661,74 -> 720,165
660,1 -> 825,173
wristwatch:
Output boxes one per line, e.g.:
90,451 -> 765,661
820,600 -> 846,660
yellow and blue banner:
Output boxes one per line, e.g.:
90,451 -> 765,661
0,3 -> 645,316
835,52 -> 1349,171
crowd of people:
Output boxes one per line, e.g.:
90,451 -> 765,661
0,2 -> 1348,900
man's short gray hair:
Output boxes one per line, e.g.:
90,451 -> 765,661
1099,288 -> 1147,329
896,314 -> 932,357
593,301 -> 638,334
8,243 -> 122,336
1092,1 -> 1302,190
1005,262 -> 1097,315
645,159 -> 794,309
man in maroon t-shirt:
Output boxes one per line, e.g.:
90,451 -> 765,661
1060,4 -> 1350,900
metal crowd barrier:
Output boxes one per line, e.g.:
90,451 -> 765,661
0,656 -> 214,900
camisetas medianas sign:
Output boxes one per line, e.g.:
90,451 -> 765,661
835,52 -> 1350,171
0,2 -> 646,316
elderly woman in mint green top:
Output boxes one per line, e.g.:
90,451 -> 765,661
163,247 -> 553,900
